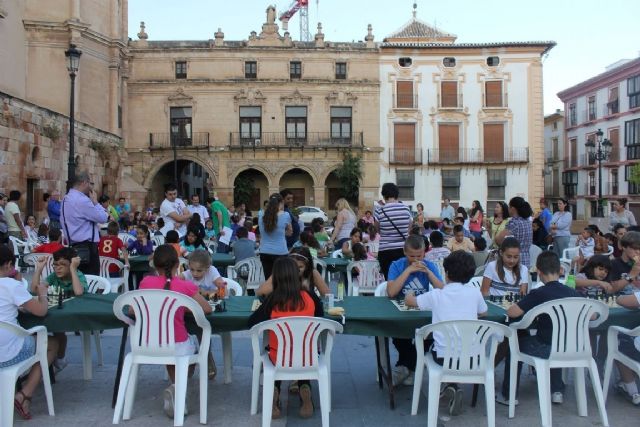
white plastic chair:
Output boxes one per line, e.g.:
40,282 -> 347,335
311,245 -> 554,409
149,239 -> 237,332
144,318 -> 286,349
9,236 -> 31,265
250,316 -> 343,427
507,298 -> 609,427
560,247 -> 580,272
23,253 -> 54,283
112,290 -> 211,426
364,240 -> 379,256
374,281 -> 387,297
118,232 -> 135,246
226,256 -> 265,293
216,278 -> 243,384
313,258 -> 329,283
346,260 -> 382,296
432,260 -> 446,283
330,249 -> 344,259
78,275 -> 112,379
0,321 -> 54,426
411,320 -> 512,427
603,245 -> 614,256
603,325 -> 640,403
178,257 -> 189,273
529,244 -> 543,268
467,276 -> 483,289
151,234 -> 165,247
99,256 -> 129,293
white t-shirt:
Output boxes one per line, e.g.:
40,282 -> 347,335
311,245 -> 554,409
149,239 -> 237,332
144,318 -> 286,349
183,266 -> 222,291
483,261 -> 529,296
188,204 -> 209,226
0,278 -> 33,362
5,201 -> 20,233
416,283 -> 488,357
160,198 -> 189,237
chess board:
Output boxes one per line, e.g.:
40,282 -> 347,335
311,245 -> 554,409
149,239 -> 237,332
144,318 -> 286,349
251,299 -> 262,312
586,292 -> 622,308
486,292 -> 521,310
47,296 -> 74,308
391,300 -> 420,312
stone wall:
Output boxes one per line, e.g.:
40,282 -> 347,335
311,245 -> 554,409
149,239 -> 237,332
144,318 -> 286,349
0,91 -> 123,221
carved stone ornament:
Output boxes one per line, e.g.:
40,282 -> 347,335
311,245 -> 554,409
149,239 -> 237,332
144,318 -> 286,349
280,89 -> 312,107
325,91 -> 358,112
165,88 -> 196,114
137,21 -> 148,40
234,89 -> 267,111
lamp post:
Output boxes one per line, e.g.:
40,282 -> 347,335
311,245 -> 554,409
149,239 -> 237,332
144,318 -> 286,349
585,128 -> 612,217
65,44 -> 82,191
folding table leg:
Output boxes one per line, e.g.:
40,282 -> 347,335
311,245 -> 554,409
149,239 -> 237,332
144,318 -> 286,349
375,336 -> 395,409
112,326 -> 129,408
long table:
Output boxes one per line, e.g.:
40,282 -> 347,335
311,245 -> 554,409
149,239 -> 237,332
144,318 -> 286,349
127,253 -> 236,275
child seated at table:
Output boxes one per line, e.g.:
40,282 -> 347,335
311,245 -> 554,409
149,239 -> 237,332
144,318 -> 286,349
33,228 -> 64,254
99,221 -> 129,277
232,227 -> 256,263
297,229 -> 327,258
614,292 -> 640,405
165,230 -> 187,258
481,237 -> 528,297
341,228 -> 363,259
498,251 -> 581,405
128,224 -> 154,256
180,225 -> 206,255
424,231 -> 450,263
574,255 -> 613,297
0,245 -> 60,421
447,225 -> 475,253
139,245 -> 212,419
244,219 -> 256,241
406,250 -> 488,416
256,247 -> 330,298
31,247 -> 88,373
181,249 -> 226,296
248,256 -> 323,419
571,227 -> 596,272
386,235 -> 444,387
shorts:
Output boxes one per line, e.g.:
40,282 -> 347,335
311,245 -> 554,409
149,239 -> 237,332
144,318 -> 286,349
0,335 -> 36,368
618,334 -> 640,362
174,334 -> 199,356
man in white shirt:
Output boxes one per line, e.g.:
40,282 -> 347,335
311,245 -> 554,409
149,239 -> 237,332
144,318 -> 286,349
159,183 -> 191,237
188,194 -> 209,226
440,198 -> 455,222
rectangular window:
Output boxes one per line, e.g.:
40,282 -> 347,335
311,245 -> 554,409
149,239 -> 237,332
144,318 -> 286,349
335,62 -> 347,79
239,106 -> 261,144
485,81 -> 503,107
396,81 -> 414,108
285,106 -> 307,142
553,121 -> 558,130
441,81 -> 458,108
117,105 -> 122,129
610,128 -> 620,161
588,95 -> 596,121
626,118 -> 640,160
608,87 -> 619,115
396,170 -> 415,200
628,75 -> 640,109
245,61 -> 257,79
552,137 -> 559,159
330,107 -> 352,141
611,169 -> 618,196
441,170 -> 460,200
570,137 -> 578,167
569,103 -> 577,126
588,171 -> 596,195
393,123 -> 416,163
562,170 -> 578,198
290,61 -> 302,79
483,123 -> 504,162
175,61 -> 187,79
169,107 -> 192,146
487,169 -> 506,200
438,123 -> 460,162
626,165 -> 640,194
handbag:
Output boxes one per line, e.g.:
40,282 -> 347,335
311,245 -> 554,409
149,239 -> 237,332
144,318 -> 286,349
62,199 -> 95,265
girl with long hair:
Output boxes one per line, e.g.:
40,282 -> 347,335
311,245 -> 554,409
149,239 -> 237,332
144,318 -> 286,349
486,201 -> 510,249
256,247 -> 330,297
481,237 -> 528,296
469,200 -> 484,239
330,198 -> 357,249
258,193 -> 293,279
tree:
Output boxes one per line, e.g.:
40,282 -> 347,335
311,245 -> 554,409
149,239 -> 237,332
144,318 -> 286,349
629,163 -> 640,188
334,150 -> 362,205
234,173 -> 255,207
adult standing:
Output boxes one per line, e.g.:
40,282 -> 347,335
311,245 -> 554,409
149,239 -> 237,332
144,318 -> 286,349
330,198 -> 357,250
188,194 -> 209,226
159,183 -> 192,237
535,198 -> 553,232
550,198 -> 572,260
495,197 -> 533,267
210,194 -> 230,252
5,191 -> 27,240
258,193 -> 292,279
415,203 -> 425,231
115,197 -> 131,229
375,183 -> 413,278
609,198 -> 637,230
485,201 -> 510,249
280,189 -> 300,249
47,190 -> 61,230
469,200 -> 484,240
440,197 -> 455,221
0,193 -> 8,244
59,171 -> 108,275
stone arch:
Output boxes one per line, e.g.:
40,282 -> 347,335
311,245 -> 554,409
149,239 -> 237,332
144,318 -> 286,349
143,155 -> 218,190
143,156 -> 218,205
228,164 -> 274,188
233,168 -> 270,213
279,167 -> 316,207
274,164 -> 319,186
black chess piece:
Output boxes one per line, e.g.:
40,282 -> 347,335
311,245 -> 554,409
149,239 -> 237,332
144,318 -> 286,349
57,287 -> 63,310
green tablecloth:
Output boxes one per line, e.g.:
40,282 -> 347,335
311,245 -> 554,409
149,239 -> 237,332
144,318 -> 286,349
319,257 -> 350,274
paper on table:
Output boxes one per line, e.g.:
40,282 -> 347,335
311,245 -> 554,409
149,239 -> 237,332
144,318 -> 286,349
218,226 -> 233,245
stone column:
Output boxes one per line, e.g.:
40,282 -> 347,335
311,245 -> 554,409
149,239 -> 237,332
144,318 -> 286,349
70,0 -> 80,20
313,186 -> 326,210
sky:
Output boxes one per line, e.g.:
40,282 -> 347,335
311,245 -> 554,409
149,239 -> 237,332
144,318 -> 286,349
128,0 -> 640,115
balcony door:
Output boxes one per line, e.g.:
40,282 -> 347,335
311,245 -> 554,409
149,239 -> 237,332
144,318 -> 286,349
394,123 -> 415,163
483,123 -> 504,162
438,123 -> 459,162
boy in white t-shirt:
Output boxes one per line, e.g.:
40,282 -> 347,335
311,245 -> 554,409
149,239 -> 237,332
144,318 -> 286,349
406,250 -> 488,416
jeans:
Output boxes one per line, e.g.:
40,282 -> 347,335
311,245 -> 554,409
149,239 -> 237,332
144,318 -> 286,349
552,236 -> 570,260
501,334 -> 565,397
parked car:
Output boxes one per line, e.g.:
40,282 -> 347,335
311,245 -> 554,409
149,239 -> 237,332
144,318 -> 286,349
297,206 -> 329,225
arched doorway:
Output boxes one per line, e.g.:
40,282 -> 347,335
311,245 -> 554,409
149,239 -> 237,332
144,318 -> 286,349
234,169 -> 269,213
325,170 -> 341,211
279,168 -> 315,207
150,159 -> 211,205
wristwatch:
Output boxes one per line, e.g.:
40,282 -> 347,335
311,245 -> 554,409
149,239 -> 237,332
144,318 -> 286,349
621,273 -> 634,283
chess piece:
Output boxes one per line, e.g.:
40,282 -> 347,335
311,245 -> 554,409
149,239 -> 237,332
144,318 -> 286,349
57,286 -> 63,309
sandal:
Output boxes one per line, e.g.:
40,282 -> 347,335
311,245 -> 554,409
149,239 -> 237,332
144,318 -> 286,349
288,380 -> 299,394
207,351 -> 217,380
272,388 -> 281,419
299,384 -> 314,418
14,390 -> 32,420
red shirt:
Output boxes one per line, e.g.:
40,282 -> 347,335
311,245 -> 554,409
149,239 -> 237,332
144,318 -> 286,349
98,236 -> 125,273
268,291 -> 315,364
33,242 -> 65,254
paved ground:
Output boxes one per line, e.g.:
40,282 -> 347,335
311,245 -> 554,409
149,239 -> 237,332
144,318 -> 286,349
12,328 -> 637,427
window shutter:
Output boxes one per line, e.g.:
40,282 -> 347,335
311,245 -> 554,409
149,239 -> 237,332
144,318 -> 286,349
396,81 -> 414,108
485,81 -> 503,107
441,81 -> 457,108
483,123 -> 504,162
438,124 -> 459,162
394,123 -> 416,162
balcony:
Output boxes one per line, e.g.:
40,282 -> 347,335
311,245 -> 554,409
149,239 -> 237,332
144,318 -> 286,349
426,147 -> 528,164
564,157 -> 579,169
393,94 -> 418,109
583,182 -> 597,197
389,148 -> 422,165
438,93 -> 463,109
228,132 -> 364,148
483,93 -> 508,108
578,153 -> 597,168
609,181 -> 619,196
581,108 -> 597,123
149,132 -> 210,150
605,100 -> 619,116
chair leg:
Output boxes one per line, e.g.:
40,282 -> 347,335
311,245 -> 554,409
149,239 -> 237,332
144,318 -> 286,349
411,361 -> 425,415
1,373 -> 15,427
534,361 -> 552,427
427,377 -> 441,427
199,357 -> 208,424
94,331 -> 103,366
261,374 -> 275,427
602,355 -> 614,403
221,332 -> 233,384
508,357 -> 518,418
40,356 -> 55,416
318,375 -> 331,427
589,359 -> 610,427
173,359 -> 189,427
250,360 -> 262,415
112,357 -> 133,424
574,367 -> 587,417
123,363 -> 139,420
485,375 -> 496,427
81,331 -> 93,380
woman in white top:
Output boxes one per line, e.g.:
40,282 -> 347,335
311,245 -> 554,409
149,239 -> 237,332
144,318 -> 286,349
330,198 -> 357,250
550,198 -> 572,260
609,198 -> 637,230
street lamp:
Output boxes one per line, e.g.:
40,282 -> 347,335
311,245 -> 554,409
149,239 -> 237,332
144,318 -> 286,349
65,44 -> 82,191
585,128 -> 612,217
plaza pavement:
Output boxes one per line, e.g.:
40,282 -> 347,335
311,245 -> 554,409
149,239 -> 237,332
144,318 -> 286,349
13,328 -> 636,427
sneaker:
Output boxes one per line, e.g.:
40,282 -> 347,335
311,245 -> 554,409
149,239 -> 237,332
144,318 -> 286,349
53,357 -> 68,373
551,392 -> 563,404
614,382 -> 640,406
392,366 -> 410,387
163,385 -> 175,418
402,370 -> 415,386
442,385 -> 464,416
495,394 -> 519,406
299,384 -> 314,418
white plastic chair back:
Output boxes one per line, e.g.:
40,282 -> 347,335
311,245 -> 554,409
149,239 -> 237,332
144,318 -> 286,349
99,256 -> 129,293
118,232 -> 135,246
223,278 -> 243,296
467,276 -> 482,289
9,235 -> 30,256
560,246 -> 580,264
113,290 -> 211,358
331,249 -> 343,258
365,240 -> 379,255
204,239 -> 218,254
603,325 -> 640,402
313,258 -> 329,283
374,281 -> 387,297
151,234 -> 165,247
23,253 -> 54,282
86,274 -> 112,294
178,256 -> 189,273
603,245 -> 614,256
228,256 -> 264,291
346,260 -> 381,296
432,260 -> 446,282
529,244 -> 543,268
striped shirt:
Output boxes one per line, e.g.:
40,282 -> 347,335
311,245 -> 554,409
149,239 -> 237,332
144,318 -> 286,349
374,202 -> 412,251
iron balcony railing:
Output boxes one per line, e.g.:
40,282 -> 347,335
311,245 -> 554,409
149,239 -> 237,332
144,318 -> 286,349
149,132 -> 210,149
483,93 -> 508,108
228,132 -> 364,148
389,148 -> 422,165
393,94 -> 418,109
438,93 -> 463,109
426,147 -> 528,164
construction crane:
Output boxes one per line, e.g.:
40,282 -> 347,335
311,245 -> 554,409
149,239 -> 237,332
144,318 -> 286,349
279,0 -> 311,42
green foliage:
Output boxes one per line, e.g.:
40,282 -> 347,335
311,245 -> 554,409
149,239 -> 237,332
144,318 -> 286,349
629,164 -> 640,185
334,150 -> 362,205
234,173 -> 255,207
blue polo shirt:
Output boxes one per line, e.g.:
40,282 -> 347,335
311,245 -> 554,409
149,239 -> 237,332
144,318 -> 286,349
388,258 -> 442,298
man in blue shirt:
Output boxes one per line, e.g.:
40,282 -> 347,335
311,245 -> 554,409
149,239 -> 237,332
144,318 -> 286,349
47,190 -> 61,230
536,198 -> 553,232
387,235 -> 444,386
